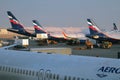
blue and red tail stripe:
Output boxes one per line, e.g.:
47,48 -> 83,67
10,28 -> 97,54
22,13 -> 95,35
7,11 -> 35,37
87,19 -> 101,34
7,11 -> 24,30
32,20 -> 47,33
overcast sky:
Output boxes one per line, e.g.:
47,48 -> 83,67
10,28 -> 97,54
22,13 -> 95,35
0,0 -> 120,30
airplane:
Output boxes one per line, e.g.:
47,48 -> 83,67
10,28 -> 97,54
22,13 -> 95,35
7,11 -> 35,37
32,20 -> 66,42
0,46 -> 120,80
86,19 -> 120,43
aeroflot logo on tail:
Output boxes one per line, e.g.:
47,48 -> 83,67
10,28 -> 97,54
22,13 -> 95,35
97,66 -> 120,78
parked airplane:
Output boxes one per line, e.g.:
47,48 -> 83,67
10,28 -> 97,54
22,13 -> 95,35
7,11 -> 35,37
86,19 -> 120,43
0,47 -> 120,80
32,20 -> 66,42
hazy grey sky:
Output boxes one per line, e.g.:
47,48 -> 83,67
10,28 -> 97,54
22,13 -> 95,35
0,0 -> 120,30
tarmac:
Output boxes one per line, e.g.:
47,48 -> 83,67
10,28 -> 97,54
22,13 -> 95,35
72,44 -> 120,59
28,40 -> 120,59
0,38 -> 120,59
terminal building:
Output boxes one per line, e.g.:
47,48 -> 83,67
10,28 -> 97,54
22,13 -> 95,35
0,28 -> 25,39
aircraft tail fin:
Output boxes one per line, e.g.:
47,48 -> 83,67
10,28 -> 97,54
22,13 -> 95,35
113,23 -> 118,30
87,19 -> 101,35
32,20 -> 46,33
62,31 -> 69,39
7,11 -> 25,32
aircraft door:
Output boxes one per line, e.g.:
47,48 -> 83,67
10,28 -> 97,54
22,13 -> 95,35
38,69 -> 51,80
45,70 -> 51,80
38,69 -> 44,80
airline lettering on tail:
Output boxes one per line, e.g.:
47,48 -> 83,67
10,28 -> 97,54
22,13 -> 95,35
98,66 -> 120,74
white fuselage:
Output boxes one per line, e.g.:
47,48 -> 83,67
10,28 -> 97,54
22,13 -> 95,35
101,30 -> 120,40
0,49 -> 120,80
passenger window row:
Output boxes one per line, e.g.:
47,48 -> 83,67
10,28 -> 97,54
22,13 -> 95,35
64,76 -> 92,80
0,65 -> 36,76
48,73 -> 59,80
0,66 -> 92,80
37,72 -> 60,80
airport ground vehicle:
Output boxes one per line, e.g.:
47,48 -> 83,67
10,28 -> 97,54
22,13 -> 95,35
99,41 -> 112,49
85,39 -> 93,49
